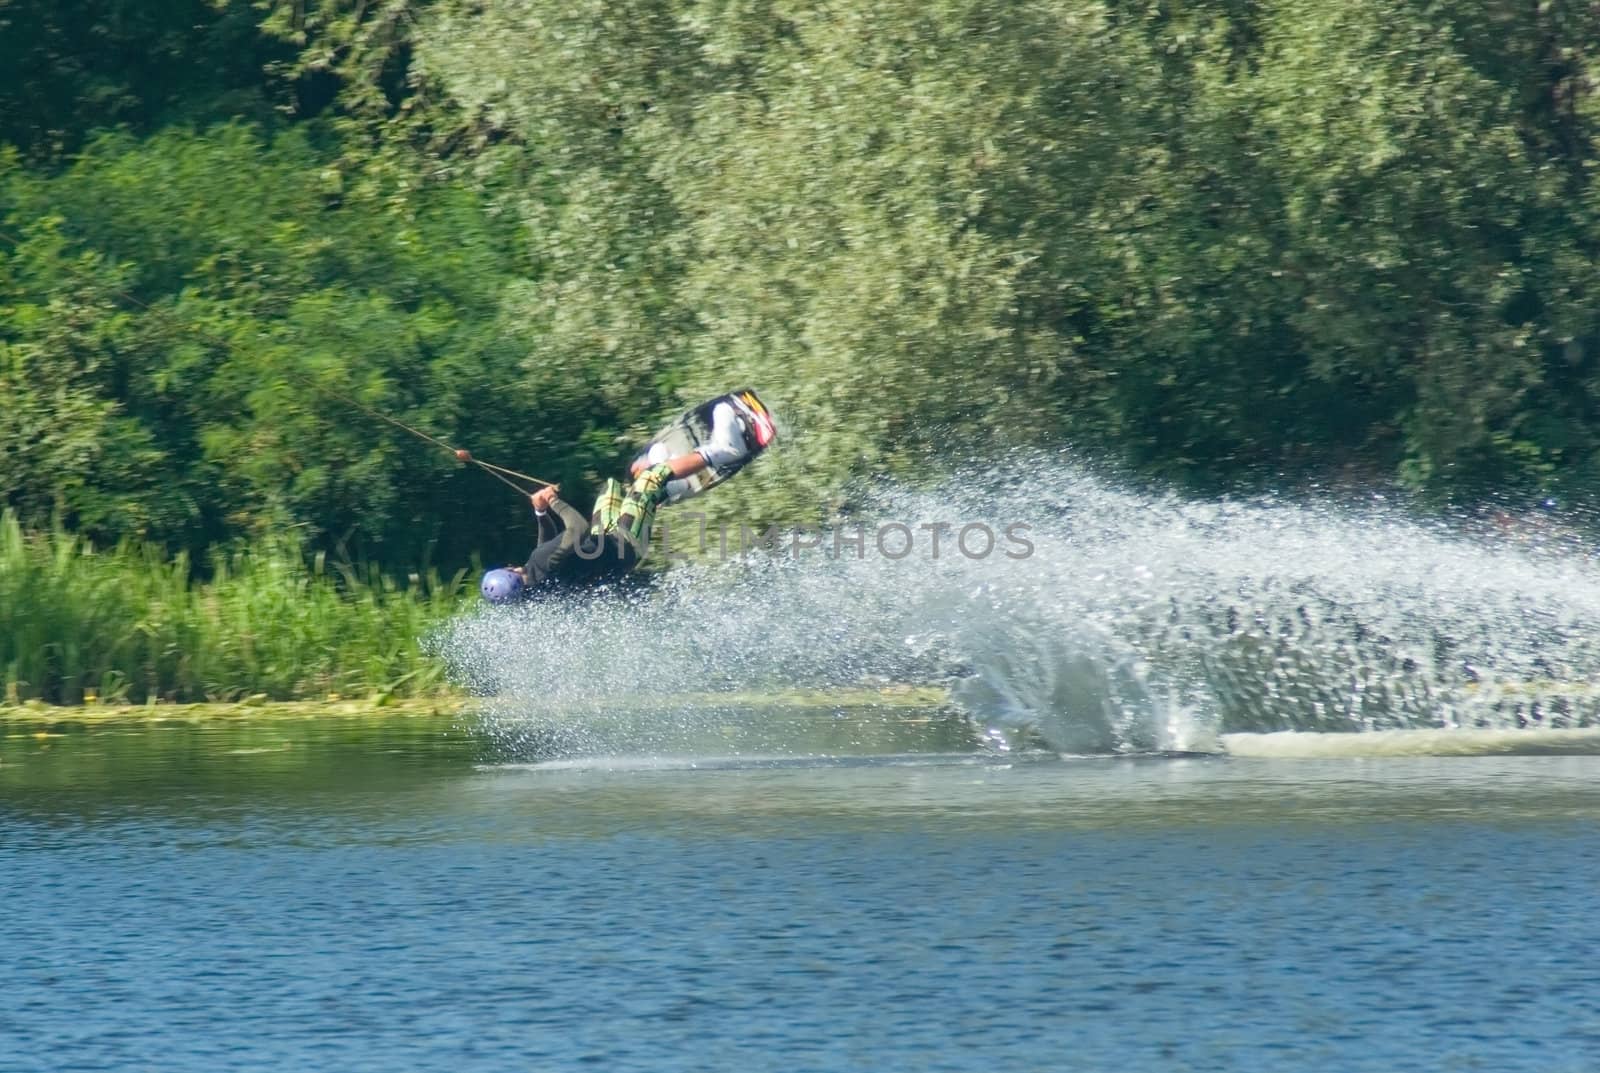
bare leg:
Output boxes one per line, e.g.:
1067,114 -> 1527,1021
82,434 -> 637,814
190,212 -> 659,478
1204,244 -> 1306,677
633,402 -> 748,479
665,452 -> 710,479
630,450 -> 710,479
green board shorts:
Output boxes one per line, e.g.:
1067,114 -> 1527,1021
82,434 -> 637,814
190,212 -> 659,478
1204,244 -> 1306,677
589,461 -> 674,546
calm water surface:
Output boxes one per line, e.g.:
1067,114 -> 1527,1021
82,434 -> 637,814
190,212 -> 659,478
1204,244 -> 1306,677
3,715 -> 1598,1072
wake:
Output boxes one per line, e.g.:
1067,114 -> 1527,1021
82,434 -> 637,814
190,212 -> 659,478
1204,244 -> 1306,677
439,455 -> 1600,757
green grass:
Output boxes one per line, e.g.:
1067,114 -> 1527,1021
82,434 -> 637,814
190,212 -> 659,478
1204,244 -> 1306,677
0,696 -> 469,727
0,511 -> 471,705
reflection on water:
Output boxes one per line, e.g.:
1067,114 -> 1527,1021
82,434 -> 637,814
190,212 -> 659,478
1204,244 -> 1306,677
4,713 -> 1600,1073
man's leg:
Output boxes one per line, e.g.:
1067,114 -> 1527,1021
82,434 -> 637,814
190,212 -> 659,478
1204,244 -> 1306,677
630,402 -> 749,479
664,452 -> 710,479
604,404 -> 751,544
598,461 -> 678,544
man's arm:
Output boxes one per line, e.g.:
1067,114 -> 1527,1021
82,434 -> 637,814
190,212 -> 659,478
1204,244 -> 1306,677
535,505 -> 561,544
546,495 -> 590,543
531,485 -> 573,544
528,485 -> 593,580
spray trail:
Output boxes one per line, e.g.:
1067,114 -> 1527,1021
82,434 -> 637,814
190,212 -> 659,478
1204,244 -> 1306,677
438,456 -> 1600,757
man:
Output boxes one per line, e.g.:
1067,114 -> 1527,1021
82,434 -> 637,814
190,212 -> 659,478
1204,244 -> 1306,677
480,402 -> 753,602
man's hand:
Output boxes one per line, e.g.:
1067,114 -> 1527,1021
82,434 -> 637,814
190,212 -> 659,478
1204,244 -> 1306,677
531,485 -> 560,511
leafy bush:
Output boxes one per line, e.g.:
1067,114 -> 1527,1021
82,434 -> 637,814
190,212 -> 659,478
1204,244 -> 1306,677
0,511 -> 467,704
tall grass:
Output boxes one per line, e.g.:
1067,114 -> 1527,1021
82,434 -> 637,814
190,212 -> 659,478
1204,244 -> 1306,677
0,511 -> 471,705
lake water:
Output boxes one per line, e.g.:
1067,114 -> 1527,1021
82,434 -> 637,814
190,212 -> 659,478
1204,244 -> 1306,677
4,712 -> 1599,1072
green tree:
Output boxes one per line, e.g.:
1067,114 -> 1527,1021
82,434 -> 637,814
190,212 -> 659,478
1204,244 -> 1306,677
1,124 -> 557,567
0,0 -> 288,156
405,0 -> 1600,510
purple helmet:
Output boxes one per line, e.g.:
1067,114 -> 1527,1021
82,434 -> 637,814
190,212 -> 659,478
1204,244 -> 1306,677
480,568 -> 524,604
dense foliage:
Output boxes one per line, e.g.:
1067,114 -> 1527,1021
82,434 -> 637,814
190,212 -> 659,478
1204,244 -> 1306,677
0,512 -> 463,704
5,0 -> 1600,578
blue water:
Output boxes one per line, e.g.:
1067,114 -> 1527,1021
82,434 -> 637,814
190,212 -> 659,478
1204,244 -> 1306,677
3,717 -> 1598,1072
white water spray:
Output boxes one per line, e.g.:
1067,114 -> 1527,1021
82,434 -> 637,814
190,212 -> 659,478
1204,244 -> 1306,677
439,456 -> 1600,757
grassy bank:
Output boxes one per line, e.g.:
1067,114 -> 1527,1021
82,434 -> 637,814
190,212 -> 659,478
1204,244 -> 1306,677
0,687 -> 952,727
0,512 -> 469,705
0,696 -> 469,729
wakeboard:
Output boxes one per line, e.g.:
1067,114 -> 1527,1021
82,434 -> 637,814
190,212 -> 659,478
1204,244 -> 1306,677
631,388 -> 777,503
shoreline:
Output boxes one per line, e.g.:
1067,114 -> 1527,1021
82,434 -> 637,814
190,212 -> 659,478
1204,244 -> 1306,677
0,685 -> 956,727
0,696 -> 471,727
